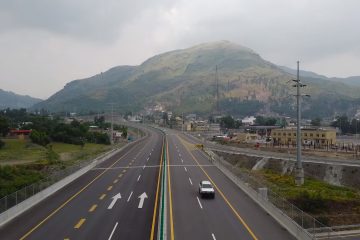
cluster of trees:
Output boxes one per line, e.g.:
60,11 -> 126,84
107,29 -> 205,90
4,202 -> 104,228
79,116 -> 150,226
0,109 -> 119,147
331,115 -> 360,134
219,115 -> 242,129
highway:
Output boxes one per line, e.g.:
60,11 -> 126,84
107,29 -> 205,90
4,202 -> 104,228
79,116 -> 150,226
0,126 -> 296,240
0,127 -> 164,240
165,130 -> 295,240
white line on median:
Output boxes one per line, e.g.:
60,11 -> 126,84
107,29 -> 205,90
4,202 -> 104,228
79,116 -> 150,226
196,197 -> 203,209
184,167 -> 187,172
137,175 -> 141,182
108,222 -> 118,240
127,191 -> 133,202
211,233 -> 216,240
189,177 -> 193,185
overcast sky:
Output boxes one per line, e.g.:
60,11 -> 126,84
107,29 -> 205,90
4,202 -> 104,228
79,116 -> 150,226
1,0 -> 359,99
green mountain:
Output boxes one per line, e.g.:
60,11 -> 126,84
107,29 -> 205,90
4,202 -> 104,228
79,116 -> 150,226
33,41 -> 360,118
0,89 -> 42,109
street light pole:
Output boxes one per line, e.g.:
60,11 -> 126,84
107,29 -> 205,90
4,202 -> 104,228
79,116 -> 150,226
294,61 -> 304,186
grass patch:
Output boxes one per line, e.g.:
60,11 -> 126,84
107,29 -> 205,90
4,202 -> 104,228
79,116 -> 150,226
258,170 -> 360,202
0,139 -> 119,198
0,139 -> 47,164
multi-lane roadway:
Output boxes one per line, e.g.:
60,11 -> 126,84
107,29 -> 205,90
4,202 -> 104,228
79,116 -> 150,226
0,126 -> 296,239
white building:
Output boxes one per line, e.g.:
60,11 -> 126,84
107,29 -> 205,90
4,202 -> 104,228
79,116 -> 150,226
242,116 -> 256,126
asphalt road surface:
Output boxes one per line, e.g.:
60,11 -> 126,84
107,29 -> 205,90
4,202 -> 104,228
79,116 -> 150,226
0,127 -> 164,240
164,130 -> 295,240
0,126 -> 326,240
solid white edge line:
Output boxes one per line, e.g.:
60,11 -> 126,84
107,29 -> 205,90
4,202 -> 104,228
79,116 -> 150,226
108,222 -> 118,240
189,177 -> 193,185
196,197 -> 203,209
127,191 -> 133,202
137,175 -> 141,182
211,233 -> 216,240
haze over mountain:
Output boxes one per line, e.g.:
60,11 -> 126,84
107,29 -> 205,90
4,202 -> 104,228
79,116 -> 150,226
280,66 -> 360,87
0,89 -> 42,109
34,41 -> 360,118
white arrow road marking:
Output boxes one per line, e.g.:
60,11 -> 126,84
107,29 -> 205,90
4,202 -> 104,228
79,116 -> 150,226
189,177 -> 193,185
127,191 -> 133,202
211,233 -> 217,240
108,193 -> 121,209
137,175 -> 141,182
138,192 -> 148,208
196,197 -> 203,209
108,222 -> 118,240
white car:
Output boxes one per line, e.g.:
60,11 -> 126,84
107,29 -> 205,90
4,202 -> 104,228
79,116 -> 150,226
199,180 -> 215,199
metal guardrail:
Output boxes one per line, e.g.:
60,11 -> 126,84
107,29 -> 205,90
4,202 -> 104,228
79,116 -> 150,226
203,149 -> 345,240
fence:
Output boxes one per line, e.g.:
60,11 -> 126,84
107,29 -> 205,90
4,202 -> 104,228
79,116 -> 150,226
0,147 -> 118,215
203,149 -> 345,240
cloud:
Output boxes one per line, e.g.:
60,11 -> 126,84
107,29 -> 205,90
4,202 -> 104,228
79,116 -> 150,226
0,0 -> 359,98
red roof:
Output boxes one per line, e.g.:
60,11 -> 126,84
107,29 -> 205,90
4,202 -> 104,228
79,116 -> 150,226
10,129 -> 32,134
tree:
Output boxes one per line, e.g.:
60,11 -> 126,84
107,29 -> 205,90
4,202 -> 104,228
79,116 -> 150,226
220,115 -> 236,129
311,117 -> 322,127
0,116 -> 9,137
30,130 -> 50,146
0,139 -> 5,149
331,115 -> 350,134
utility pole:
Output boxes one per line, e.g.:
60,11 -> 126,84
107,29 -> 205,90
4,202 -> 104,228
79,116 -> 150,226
292,61 -> 308,186
108,103 -> 114,145
215,65 -> 219,113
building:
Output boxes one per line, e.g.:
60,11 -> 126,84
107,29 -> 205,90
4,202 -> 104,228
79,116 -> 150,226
232,132 -> 260,143
271,127 -> 336,146
242,116 -> 256,126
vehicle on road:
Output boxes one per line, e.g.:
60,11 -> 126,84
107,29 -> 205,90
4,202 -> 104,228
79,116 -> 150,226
199,180 -> 215,198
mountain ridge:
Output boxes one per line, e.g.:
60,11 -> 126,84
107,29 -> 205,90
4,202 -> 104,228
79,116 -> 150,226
33,41 -> 360,118
0,89 -> 42,109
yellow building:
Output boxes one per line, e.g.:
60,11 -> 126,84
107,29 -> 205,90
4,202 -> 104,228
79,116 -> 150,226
271,127 -> 336,146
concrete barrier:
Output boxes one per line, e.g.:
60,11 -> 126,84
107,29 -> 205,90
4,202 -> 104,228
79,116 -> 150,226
0,136 -> 145,228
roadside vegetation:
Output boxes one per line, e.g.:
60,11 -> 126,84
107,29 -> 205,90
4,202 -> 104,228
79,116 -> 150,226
0,108 -> 129,198
253,170 -> 360,226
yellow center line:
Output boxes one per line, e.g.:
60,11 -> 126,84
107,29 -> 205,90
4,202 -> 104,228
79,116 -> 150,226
167,139 -> 175,240
113,179 -> 119,184
64,238 -> 70,240
99,193 -> 106,200
118,173 -> 123,178
88,204 -> 97,212
19,143 -> 139,240
150,137 -> 164,240
178,135 -> 259,240
74,218 -> 86,229
122,169 -> 127,173
107,186 -> 113,191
